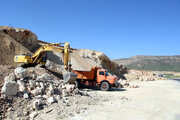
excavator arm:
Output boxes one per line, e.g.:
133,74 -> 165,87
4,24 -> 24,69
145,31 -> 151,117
15,42 -> 77,84
14,42 -> 71,71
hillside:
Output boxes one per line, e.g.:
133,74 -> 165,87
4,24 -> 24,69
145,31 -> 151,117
113,55 -> 180,72
0,26 -> 125,78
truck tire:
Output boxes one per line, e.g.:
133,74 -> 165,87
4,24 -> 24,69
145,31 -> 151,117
100,81 -> 110,91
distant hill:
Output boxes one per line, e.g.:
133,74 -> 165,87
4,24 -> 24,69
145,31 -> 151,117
113,55 -> 180,72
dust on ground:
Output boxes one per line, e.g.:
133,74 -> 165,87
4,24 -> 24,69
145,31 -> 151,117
69,80 -> 180,120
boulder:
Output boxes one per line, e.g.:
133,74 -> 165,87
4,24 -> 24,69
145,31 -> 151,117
1,81 -> 19,96
14,67 -> 27,79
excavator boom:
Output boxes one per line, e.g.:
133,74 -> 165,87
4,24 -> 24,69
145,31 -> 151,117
14,42 -> 70,70
14,42 -> 77,84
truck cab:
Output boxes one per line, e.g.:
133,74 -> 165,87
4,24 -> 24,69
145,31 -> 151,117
96,69 -> 118,90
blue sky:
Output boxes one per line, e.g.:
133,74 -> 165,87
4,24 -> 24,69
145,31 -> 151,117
0,0 -> 180,59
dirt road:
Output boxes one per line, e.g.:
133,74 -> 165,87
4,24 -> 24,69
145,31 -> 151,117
68,80 -> 180,120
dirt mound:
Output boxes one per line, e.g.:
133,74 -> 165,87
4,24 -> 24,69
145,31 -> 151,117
45,49 -> 126,78
72,49 -> 126,78
0,32 -> 32,66
0,26 -> 38,51
0,26 -> 38,66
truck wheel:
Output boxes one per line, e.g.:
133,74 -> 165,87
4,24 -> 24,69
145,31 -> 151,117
100,81 -> 110,91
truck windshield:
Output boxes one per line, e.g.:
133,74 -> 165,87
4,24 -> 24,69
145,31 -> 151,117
105,71 -> 109,76
99,71 -> 104,75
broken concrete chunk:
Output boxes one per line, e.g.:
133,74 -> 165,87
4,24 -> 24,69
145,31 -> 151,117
35,82 -> 40,87
29,80 -> 36,89
62,84 -> 66,89
4,72 -> 16,82
31,87 -> 42,96
38,73 -> 52,80
33,99 -> 43,110
73,88 -> 79,94
31,73 -> 37,80
23,92 -> 29,99
17,80 -> 26,92
65,84 -> 75,94
14,67 -> 27,79
62,89 -> 68,97
1,81 -> 19,96
30,111 -> 38,119
55,95 -> 61,101
42,95 -> 48,100
49,83 -> 54,94
40,82 -> 45,89
47,96 -> 56,104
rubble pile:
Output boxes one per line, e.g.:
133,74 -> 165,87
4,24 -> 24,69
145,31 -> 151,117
118,79 -> 140,88
117,69 -> 167,88
0,65 -> 14,84
71,49 -> 126,79
124,69 -> 167,81
0,67 -> 81,119
0,97 -> 13,120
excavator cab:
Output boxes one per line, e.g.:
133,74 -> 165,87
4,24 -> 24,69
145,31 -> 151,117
40,54 -> 47,64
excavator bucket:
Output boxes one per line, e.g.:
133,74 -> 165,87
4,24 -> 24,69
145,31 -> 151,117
63,72 -> 77,84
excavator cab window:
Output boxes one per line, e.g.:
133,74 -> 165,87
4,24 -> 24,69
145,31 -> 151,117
41,57 -> 47,62
99,71 -> 105,76
41,54 -> 47,63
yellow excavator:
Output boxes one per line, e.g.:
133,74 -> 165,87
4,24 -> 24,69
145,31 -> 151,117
14,42 -> 76,83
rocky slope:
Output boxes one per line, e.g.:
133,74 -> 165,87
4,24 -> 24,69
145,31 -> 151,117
113,55 -> 180,72
0,26 -> 38,66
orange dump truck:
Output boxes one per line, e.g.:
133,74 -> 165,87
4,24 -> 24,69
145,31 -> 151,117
72,67 -> 119,91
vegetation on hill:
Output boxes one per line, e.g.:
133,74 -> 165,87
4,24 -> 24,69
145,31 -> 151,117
113,55 -> 180,72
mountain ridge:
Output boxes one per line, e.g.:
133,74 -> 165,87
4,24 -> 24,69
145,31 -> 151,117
113,55 -> 180,72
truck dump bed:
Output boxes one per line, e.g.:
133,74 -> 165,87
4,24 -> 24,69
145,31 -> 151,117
72,67 -> 100,80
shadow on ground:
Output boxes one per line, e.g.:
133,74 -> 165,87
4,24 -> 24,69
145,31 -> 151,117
80,87 -> 127,92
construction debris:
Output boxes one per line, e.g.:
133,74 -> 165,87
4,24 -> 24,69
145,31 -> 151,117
1,81 -> 19,96
124,69 -> 167,82
0,67 -> 83,119
0,26 -> 168,120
